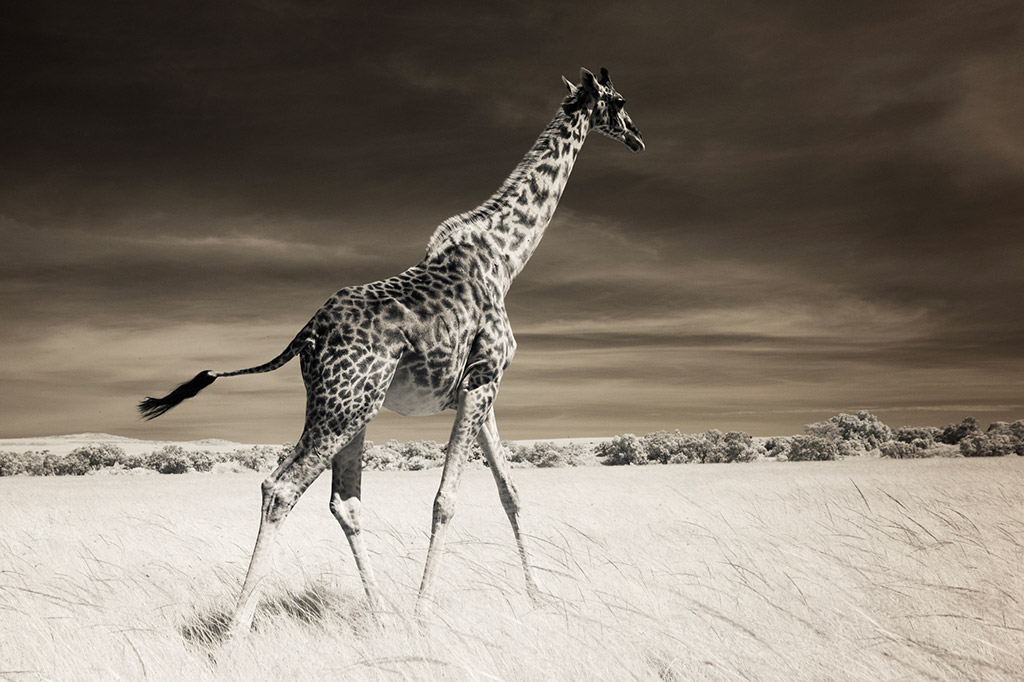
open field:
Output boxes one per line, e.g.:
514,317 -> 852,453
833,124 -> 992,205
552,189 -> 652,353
1,457 -> 1022,681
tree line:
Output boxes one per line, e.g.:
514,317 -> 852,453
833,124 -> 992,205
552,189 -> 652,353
1,413 -> 1021,476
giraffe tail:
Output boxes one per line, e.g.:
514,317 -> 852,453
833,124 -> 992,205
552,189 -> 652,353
138,325 -> 312,420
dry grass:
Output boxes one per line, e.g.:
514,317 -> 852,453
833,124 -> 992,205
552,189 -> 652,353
1,457 -> 1022,681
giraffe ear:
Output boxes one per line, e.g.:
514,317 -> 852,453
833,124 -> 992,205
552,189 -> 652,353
579,68 -> 599,95
562,75 -> 578,95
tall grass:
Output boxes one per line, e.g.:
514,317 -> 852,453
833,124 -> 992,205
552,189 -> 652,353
1,458 -> 1022,681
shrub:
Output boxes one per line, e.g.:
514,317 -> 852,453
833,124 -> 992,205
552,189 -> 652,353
361,441 -> 399,471
960,432 -> 1017,457
764,437 -> 793,460
399,440 -> 445,470
985,421 -> 1024,456
0,451 -> 26,476
895,426 -> 940,449
721,431 -> 765,463
642,430 -> 688,464
228,445 -> 284,472
503,441 -> 530,465
70,443 -> 126,469
787,435 -> 839,461
53,451 -> 93,476
146,445 -> 193,474
938,417 -> 981,445
520,441 -> 586,468
804,411 -> 892,454
597,434 -> 647,465
0,451 -> 57,476
119,451 -> 147,469
188,450 -> 218,472
880,441 -> 926,459
40,453 -> 61,476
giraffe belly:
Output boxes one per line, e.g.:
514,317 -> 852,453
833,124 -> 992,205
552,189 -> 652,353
382,360 -> 459,416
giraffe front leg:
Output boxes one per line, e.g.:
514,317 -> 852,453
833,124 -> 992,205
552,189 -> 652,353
415,381 -> 498,619
477,408 -> 544,605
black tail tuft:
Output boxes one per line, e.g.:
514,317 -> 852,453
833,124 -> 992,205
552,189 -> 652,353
138,370 -> 218,420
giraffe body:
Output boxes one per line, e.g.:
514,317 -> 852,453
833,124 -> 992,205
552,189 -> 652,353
139,67 -> 643,635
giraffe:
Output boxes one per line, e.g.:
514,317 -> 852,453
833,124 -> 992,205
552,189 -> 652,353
139,67 -> 644,635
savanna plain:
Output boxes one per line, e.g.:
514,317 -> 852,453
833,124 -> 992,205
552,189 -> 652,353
1,457 -> 1022,682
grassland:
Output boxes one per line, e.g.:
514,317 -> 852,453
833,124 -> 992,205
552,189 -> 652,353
1,457 -> 1022,681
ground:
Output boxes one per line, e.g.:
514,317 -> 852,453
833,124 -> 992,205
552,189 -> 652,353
1,457 -> 1022,681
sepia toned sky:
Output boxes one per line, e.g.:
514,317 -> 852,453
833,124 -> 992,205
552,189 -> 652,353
2,1 -> 1023,443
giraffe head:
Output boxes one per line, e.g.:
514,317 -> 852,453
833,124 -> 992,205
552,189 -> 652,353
562,67 -> 645,152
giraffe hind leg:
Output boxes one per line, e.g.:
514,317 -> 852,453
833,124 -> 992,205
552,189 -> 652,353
329,428 -> 382,612
228,357 -> 397,636
228,427 -> 341,636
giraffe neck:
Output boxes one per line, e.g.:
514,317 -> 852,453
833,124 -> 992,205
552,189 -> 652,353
426,104 -> 591,285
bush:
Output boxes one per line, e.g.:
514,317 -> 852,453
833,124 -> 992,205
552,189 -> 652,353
938,417 -> 981,445
879,441 -> 927,459
804,411 -> 892,454
70,443 -> 127,469
519,441 -> 586,468
895,426 -> 940,449
764,437 -> 793,460
960,432 -> 1018,457
597,434 -> 647,465
985,421 -> 1024,456
53,451 -> 93,476
503,441 -> 530,465
188,450 -> 219,472
399,440 -> 445,470
787,435 -> 839,461
227,445 -> 285,472
642,430 -> 688,464
721,431 -> 765,463
119,451 -> 148,469
362,441 -> 400,470
0,451 -> 26,476
146,445 -> 193,474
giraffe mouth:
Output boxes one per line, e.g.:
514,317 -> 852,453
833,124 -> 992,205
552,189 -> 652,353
624,131 -> 645,153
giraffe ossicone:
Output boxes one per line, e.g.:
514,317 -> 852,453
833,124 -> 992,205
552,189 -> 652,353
139,67 -> 644,635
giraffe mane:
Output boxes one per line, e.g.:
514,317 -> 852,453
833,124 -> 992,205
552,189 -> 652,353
425,94 -> 579,258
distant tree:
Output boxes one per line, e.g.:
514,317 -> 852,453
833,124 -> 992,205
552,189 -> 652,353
146,445 -> 193,474
895,426 -> 941,450
984,421 -> 1024,456
642,430 -> 687,464
596,434 -> 647,466
804,411 -> 892,454
520,441 -> 586,467
400,440 -> 445,470
70,443 -> 126,470
54,451 -> 93,476
0,451 -> 26,476
721,431 -> 765,463
960,431 -> 1017,457
764,437 -> 793,460
787,435 -> 839,461
938,417 -> 981,445
188,450 -> 218,472
879,441 -> 926,459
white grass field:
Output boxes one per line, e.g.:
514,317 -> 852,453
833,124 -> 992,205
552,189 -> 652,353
1,457 -> 1022,681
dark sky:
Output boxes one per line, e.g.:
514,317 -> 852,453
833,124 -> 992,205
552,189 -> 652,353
2,1 -> 1022,443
